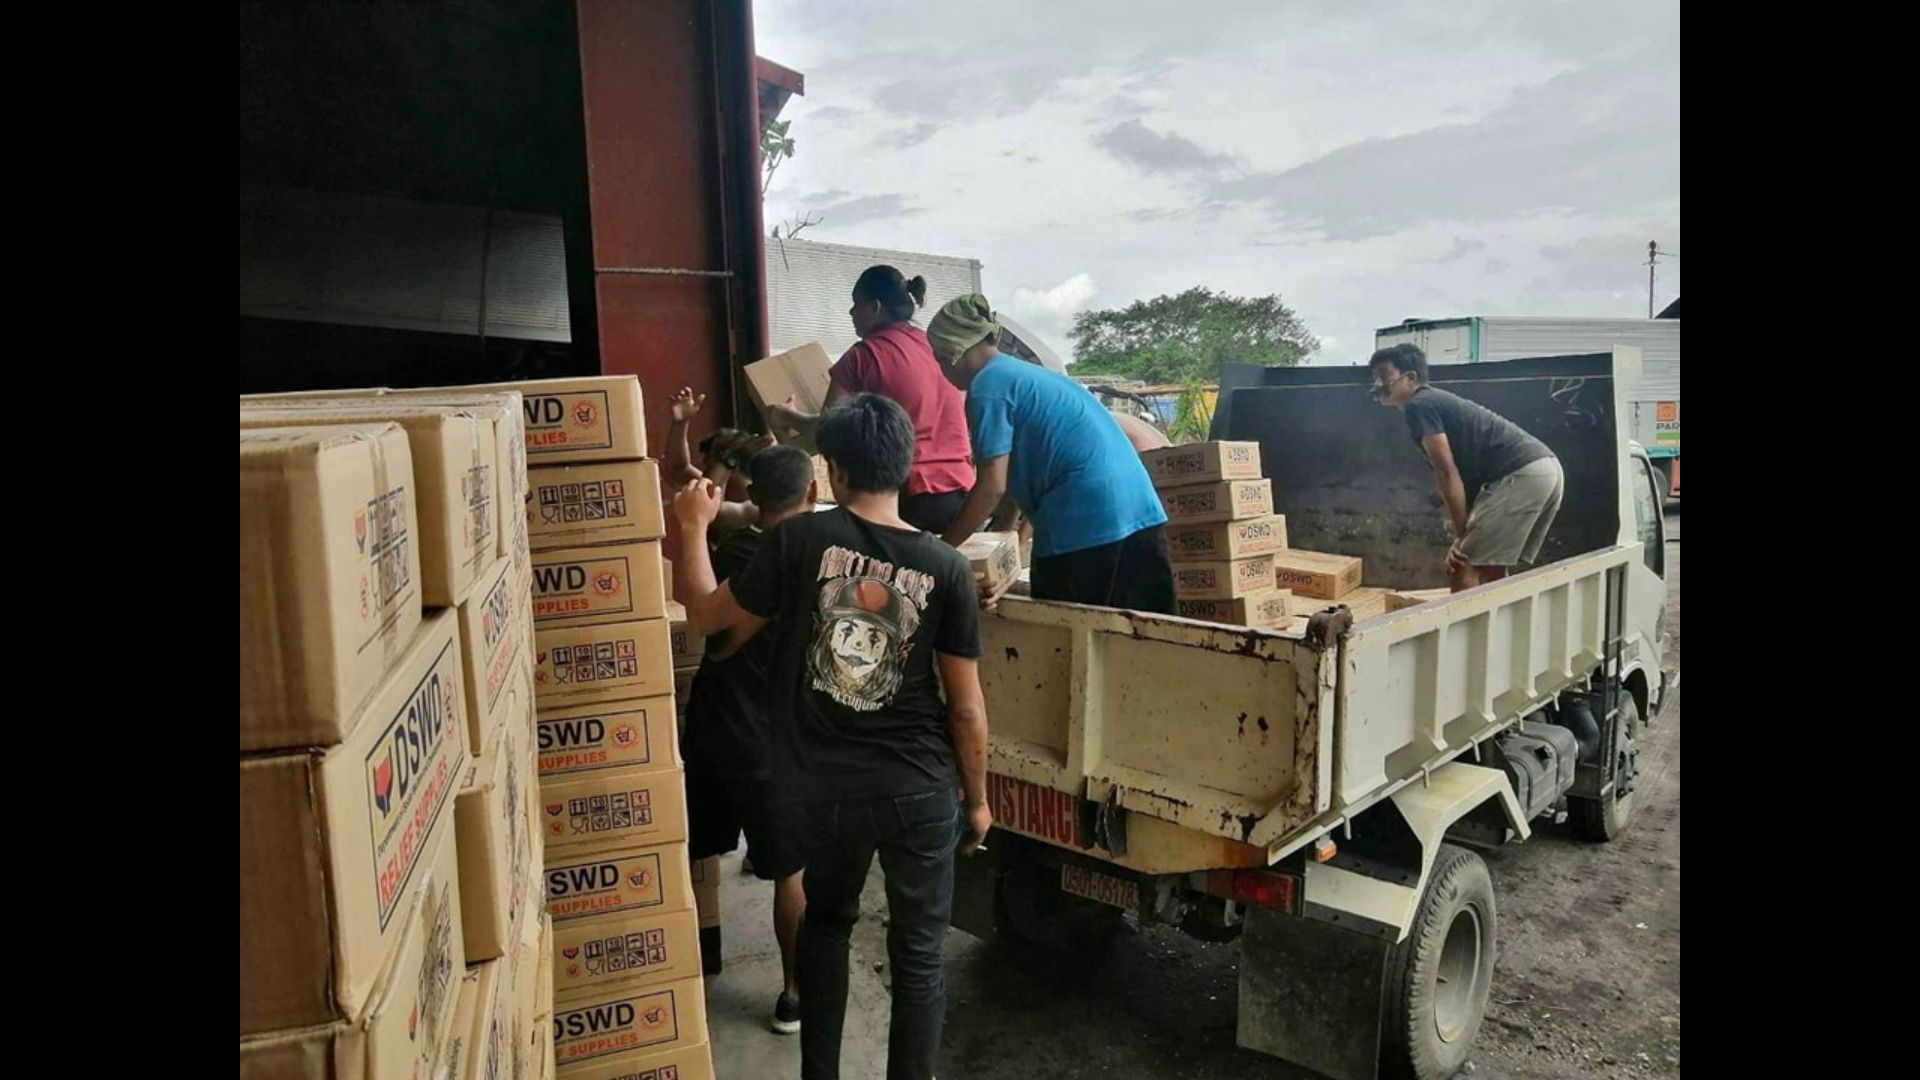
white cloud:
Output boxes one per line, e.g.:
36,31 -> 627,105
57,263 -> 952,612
1008,273 -> 1099,352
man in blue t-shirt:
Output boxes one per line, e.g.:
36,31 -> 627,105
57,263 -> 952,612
928,294 -> 1175,614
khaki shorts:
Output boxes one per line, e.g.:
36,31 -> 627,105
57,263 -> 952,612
1460,457 -> 1564,568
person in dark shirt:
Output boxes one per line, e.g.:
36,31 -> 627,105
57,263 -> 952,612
1370,343 -> 1565,591
682,444 -> 817,1034
675,392 -> 993,1080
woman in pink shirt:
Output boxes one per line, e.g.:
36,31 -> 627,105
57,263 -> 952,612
770,265 -> 977,533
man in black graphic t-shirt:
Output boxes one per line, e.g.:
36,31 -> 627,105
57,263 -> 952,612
675,393 -> 992,1080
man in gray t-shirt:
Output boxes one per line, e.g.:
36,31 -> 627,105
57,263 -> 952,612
1370,344 -> 1565,591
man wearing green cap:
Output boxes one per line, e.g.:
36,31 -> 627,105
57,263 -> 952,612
929,294 -> 1175,613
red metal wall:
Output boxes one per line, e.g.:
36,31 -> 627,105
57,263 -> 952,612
576,0 -> 768,460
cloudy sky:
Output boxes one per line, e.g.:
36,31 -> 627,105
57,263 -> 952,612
755,0 -> 1679,366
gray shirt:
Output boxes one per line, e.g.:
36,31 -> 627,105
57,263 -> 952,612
1403,386 -> 1554,497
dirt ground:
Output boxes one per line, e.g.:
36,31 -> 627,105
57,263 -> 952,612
707,508 -> 1681,1079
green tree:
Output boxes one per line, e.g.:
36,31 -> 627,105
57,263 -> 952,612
1068,287 -> 1318,383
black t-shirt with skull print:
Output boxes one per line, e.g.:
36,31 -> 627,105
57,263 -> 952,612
730,506 -> 982,803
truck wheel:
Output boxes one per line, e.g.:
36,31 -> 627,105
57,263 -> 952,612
1572,694 -> 1643,842
993,846 -> 1124,951
1383,844 -> 1496,1080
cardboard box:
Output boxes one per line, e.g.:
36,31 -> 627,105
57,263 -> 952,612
537,696 -> 680,780
558,1040 -> 715,1080
1387,588 -> 1451,612
458,557 -> 532,757
539,765 -> 689,858
1271,550 -> 1364,600
241,404 -> 500,606
812,453 -> 833,494
240,387 -> 388,401
528,459 -> 666,551
474,377 -> 647,465
1140,440 -> 1262,488
742,342 -> 835,447
1171,554 -> 1278,601
239,424 -> 423,750
532,542 -> 668,629
1174,588 -> 1293,628
1165,514 -> 1289,563
456,721 -> 539,962
552,906 -> 702,1001
440,958 -> 513,1080
664,601 -> 702,670
960,531 -> 1023,594
690,855 -> 721,932
1158,478 -> 1274,524
239,614 -> 469,1033
533,619 -> 675,707
383,392 -> 529,580
538,913 -> 555,1023
237,826 -> 466,1079
509,909 -> 551,1059
550,975 -> 710,1070
545,842 -> 698,923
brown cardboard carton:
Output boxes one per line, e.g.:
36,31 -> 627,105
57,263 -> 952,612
742,343 -> 835,449
532,542 -> 668,629
959,531 -> 1022,594
237,825 -> 466,1079
442,960 -> 512,1080
239,424 -> 423,750
1174,588 -> 1293,628
1387,588 -> 1451,612
241,403 -> 503,607
557,1041 -> 715,1080
1271,550 -> 1364,600
533,619 -> 675,707
382,392 -> 529,582
1164,514 -> 1289,562
1139,440 -> 1263,488
458,557 -> 532,757
456,721 -> 538,962
509,908 -> 549,1059
664,601 -> 703,670
812,453 -> 833,493
545,842 -> 698,923
1285,585 -> 1391,621
537,696 -> 680,780
1171,554 -> 1278,601
539,764 -> 689,858
240,387 -> 388,401
1158,478 -> 1274,523
528,459 -> 666,551
240,403 -> 500,606
690,855 -> 721,932
481,377 -> 646,464
550,975 -> 710,1070
239,613 -> 469,1033
552,906 -> 702,1001
538,913 -> 555,1022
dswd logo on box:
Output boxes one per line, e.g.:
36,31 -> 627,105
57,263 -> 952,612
365,653 -> 460,921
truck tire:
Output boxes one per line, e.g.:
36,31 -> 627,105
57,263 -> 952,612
1382,844 -> 1496,1080
1572,694 -> 1643,842
993,843 -> 1125,951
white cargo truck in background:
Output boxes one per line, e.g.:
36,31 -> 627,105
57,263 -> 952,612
764,236 -> 983,358
1376,316 -> 1679,498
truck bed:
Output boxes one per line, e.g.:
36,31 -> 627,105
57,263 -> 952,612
981,542 -> 1631,871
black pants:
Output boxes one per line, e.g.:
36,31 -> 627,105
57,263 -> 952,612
899,489 -> 968,534
798,788 -> 959,1080
1030,524 -> 1176,614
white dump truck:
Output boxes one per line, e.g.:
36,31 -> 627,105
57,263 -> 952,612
950,348 -> 1671,1080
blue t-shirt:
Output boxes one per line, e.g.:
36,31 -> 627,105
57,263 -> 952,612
966,354 -> 1167,558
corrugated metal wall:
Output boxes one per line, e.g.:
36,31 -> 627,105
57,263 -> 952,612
765,237 -> 983,358
1478,318 -> 1679,401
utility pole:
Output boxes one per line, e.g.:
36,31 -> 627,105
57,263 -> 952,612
1646,240 -> 1678,317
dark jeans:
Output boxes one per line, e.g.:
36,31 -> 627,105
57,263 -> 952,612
1030,524 -> 1177,614
899,489 -> 968,534
799,787 -> 960,1080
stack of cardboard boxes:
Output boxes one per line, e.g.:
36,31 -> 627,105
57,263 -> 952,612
512,376 -> 715,1080
239,420 -> 472,1079
1147,441 -> 1297,629
239,386 -> 553,1080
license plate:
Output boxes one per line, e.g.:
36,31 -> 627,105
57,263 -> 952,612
1060,863 -> 1136,910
